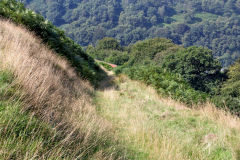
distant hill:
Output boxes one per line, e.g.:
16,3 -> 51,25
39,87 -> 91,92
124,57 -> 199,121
22,0 -> 240,66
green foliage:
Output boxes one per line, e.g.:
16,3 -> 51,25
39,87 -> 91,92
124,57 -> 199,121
87,38 -> 129,65
162,46 -> 225,93
212,95 -> 240,116
22,0 -> 240,66
222,59 -> 240,97
99,37 -> 238,115
88,38 -> 181,67
112,39 -> 226,109
103,50 -> 129,65
97,62 -> 114,71
0,0 -> 101,84
96,37 -> 122,51
123,66 -> 208,105
215,59 -> 240,115
127,38 -> 182,66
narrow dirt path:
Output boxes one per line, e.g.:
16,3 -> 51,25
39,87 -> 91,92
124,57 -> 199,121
97,66 -> 116,91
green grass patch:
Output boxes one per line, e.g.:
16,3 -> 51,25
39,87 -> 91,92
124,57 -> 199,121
195,12 -> 219,21
97,62 -> 114,71
171,14 -> 186,23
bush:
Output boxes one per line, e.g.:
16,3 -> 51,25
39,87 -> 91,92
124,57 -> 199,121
214,59 -> 240,115
162,46 -> 225,93
87,43 -> 129,65
212,95 -> 240,116
124,65 -> 208,105
126,38 -> 180,66
96,37 -> 122,51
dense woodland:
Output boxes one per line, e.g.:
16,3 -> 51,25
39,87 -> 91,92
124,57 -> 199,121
22,0 -> 240,66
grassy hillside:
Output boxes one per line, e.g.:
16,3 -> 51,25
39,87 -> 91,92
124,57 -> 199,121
1,19 -> 240,160
0,1 -> 240,159
95,74 -> 240,160
0,20 -> 127,159
0,0 -> 102,84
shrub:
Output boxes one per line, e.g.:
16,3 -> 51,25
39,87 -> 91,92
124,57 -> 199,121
124,65 -> 208,105
87,45 -> 129,65
96,37 -> 122,51
162,46 -> 225,93
214,59 -> 240,115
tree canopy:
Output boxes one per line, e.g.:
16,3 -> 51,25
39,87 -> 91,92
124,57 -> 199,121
162,47 -> 224,92
22,0 -> 240,66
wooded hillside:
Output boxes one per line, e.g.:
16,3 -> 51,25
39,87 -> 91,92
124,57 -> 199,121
22,0 -> 240,66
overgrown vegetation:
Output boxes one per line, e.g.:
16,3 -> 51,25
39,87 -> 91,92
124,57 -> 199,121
22,0 -> 240,66
87,38 -> 129,66
0,0 -> 102,84
90,37 -> 240,116
1,1 -> 240,159
213,59 -> 240,116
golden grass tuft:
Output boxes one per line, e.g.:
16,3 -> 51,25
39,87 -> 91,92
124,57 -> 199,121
197,103 -> 240,130
0,20 -> 124,159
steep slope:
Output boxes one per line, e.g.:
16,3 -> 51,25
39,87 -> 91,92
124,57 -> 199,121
95,73 -> 240,160
0,0 -> 102,84
0,20 -> 126,159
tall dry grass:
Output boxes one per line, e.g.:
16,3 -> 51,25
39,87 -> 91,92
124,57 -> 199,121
0,20 -> 125,159
96,74 -> 240,160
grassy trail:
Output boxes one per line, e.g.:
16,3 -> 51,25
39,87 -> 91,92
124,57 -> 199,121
95,72 -> 240,160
